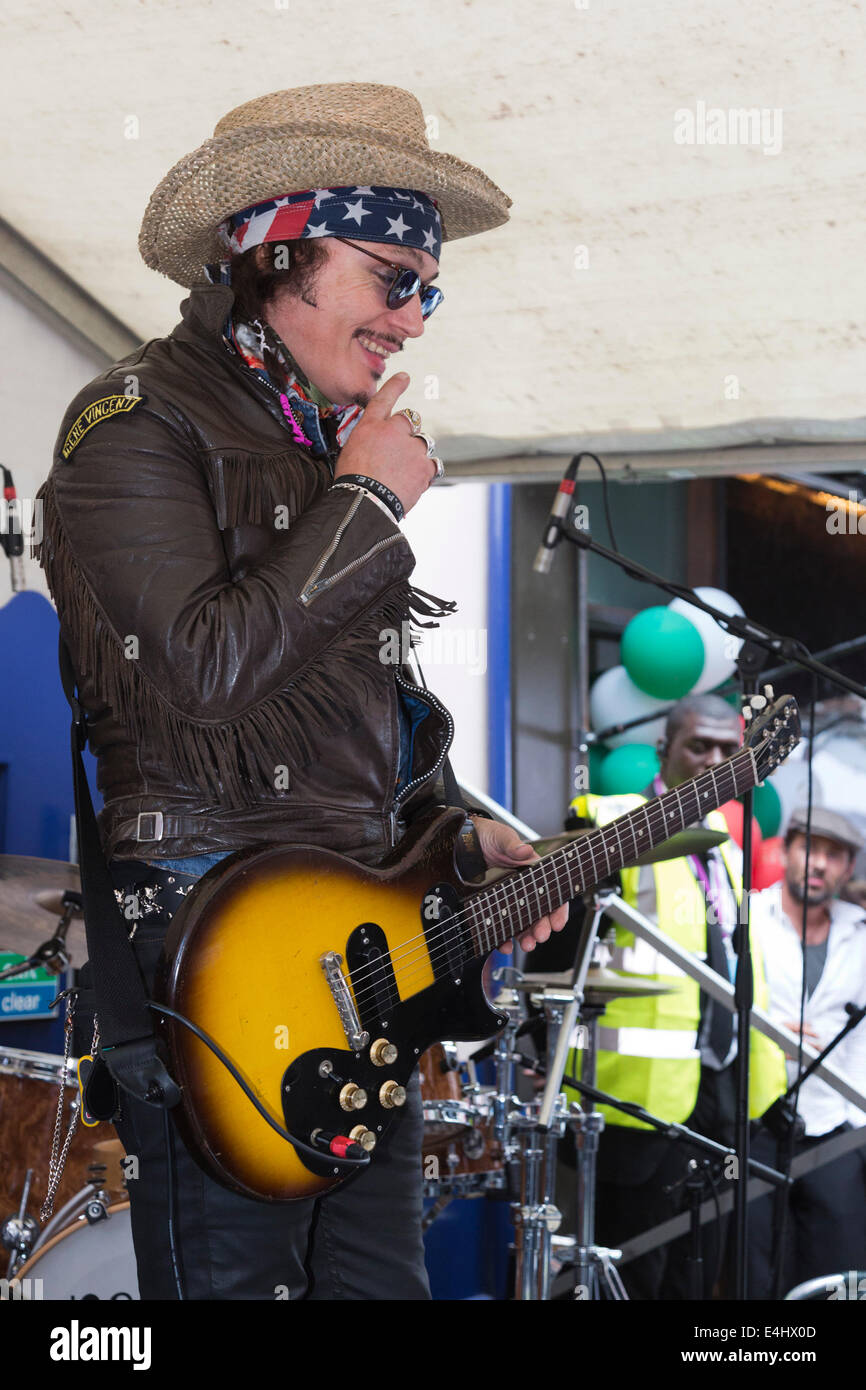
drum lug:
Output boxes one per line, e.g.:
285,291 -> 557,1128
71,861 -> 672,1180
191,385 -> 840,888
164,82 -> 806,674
84,1197 -> 108,1225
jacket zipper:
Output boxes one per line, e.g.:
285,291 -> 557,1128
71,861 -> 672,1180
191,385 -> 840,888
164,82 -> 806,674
392,671 -> 455,814
298,492 -> 402,605
224,339 -> 443,845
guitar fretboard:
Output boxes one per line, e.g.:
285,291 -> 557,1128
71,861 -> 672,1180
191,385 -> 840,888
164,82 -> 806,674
464,749 -> 757,958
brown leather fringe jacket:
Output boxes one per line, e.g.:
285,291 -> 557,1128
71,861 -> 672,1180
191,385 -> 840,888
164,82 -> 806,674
35,282 -> 456,866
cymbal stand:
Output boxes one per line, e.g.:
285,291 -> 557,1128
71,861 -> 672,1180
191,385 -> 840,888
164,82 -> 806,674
1,1170 -> 38,1281
488,971 -> 524,1149
510,895 -> 606,1300
511,1100 -> 567,1299
569,991 -> 628,1300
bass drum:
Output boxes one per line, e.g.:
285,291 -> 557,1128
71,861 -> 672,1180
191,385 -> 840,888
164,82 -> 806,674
0,1045 -> 125,1228
14,1201 -> 138,1300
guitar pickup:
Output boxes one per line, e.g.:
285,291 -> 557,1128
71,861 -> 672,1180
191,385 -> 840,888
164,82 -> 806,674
320,950 -> 370,1051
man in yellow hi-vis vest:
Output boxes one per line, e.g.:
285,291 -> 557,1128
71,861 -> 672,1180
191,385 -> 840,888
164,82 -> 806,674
565,693 -> 787,1299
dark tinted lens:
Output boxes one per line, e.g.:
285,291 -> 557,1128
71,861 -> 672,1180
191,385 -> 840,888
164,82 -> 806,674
386,269 -> 421,308
420,286 -> 444,320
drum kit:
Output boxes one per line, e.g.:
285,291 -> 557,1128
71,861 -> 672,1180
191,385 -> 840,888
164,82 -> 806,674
0,855 -> 137,1299
417,960 -> 674,1299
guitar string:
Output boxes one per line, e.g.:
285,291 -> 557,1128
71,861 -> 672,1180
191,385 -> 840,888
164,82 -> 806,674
349,732 -> 781,1014
343,760 -> 750,1013
344,761 -> 745,1009
355,734 -> 772,1006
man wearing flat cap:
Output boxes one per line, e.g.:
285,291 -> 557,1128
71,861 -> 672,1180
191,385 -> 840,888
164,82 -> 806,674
37,83 -> 567,1299
749,806 -> 866,1296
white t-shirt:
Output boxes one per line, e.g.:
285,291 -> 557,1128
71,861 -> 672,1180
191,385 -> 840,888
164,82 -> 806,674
751,882 -> 866,1135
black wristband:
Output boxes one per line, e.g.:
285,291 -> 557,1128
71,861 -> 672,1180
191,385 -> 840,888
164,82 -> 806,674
334,474 -> 404,522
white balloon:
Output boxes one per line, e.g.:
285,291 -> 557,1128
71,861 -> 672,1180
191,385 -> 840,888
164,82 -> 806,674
668,587 -> 745,693
590,665 -> 670,749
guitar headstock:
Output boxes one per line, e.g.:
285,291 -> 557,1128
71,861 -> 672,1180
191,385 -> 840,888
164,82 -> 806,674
742,687 -> 801,780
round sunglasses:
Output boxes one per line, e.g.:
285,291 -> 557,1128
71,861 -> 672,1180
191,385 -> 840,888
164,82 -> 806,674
333,236 -> 444,320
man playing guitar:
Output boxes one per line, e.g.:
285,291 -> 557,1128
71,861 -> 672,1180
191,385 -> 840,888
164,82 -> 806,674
37,82 -> 567,1300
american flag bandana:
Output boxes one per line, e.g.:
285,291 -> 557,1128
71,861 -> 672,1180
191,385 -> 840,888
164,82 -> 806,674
219,185 -> 443,262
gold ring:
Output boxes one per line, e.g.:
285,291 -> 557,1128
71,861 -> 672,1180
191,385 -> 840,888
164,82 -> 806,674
398,407 -> 422,433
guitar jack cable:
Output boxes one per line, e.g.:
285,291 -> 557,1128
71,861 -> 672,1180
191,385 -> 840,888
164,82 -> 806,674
144,1000 -> 372,1174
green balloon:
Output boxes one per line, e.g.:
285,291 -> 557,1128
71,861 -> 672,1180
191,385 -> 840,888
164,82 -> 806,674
621,607 -> 705,700
598,744 -> 660,796
587,742 -> 607,794
752,780 -> 782,838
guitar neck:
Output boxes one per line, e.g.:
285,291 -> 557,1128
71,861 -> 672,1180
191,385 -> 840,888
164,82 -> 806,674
465,748 -> 758,959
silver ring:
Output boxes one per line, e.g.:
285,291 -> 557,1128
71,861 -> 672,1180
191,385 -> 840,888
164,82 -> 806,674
398,407 -> 422,433
431,455 -> 445,480
416,431 -> 436,458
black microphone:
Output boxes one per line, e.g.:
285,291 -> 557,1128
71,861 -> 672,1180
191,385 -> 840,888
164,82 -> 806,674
532,456 -> 580,574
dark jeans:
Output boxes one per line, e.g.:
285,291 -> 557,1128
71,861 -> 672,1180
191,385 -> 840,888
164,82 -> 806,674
594,1065 -> 738,1300
102,868 -> 431,1301
747,1124 -> 866,1299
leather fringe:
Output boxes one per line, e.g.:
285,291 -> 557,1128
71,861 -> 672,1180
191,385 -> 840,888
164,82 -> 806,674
34,477 -> 414,806
406,585 -> 459,630
202,450 -> 320,530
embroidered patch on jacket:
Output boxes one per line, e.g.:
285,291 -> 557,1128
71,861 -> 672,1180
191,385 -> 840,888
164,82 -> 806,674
61,394 -> 145,460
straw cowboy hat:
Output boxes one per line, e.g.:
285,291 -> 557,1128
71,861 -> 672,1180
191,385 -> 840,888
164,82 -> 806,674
139,82 -> 512,287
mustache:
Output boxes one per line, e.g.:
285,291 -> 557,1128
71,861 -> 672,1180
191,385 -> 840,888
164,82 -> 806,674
355,330 -> 403,350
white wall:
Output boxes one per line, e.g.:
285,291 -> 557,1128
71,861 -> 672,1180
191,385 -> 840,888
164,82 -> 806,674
403,481 -> 490,793
0,282 -> 106,610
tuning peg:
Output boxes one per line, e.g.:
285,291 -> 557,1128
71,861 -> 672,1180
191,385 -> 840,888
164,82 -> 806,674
751,694 -> 768,712
762,684 -> 775,700
742,705 -> 753,722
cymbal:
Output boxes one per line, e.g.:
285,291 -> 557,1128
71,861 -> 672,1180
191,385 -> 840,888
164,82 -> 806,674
528,827 -> 729,867
517,966 -> 675,1001
0,855 -> 85,966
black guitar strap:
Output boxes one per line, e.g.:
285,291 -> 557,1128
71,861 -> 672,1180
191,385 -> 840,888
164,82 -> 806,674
59,635 -> 180,1109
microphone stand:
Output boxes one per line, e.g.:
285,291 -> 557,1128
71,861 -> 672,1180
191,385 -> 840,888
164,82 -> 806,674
539,504 -> 866,1300
732,639 -> 767,1298
779,999 -> 866,1101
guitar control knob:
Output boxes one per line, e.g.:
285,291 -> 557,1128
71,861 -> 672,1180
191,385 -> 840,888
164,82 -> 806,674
349,1125 -> 377,1152
339,1083 -> 368,1112
370,1038 -> 398,1067
379,1080 -> 407,1109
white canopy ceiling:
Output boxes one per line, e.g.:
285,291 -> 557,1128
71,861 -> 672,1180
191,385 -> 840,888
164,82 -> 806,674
3,0 -> 865,475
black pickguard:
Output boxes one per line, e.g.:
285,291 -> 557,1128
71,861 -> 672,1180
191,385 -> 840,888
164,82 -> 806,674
282,920 -> 506,1176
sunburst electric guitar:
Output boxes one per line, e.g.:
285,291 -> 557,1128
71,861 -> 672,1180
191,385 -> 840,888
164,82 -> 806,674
155,692 -> 800,1202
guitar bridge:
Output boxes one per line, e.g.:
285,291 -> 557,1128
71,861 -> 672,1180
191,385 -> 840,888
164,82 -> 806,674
320,950 -> 370,1051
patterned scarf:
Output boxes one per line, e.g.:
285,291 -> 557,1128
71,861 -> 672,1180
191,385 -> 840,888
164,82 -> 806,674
225,314 -> 364,456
